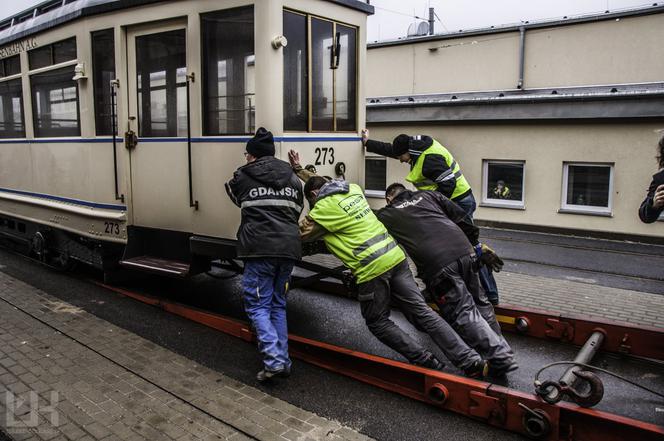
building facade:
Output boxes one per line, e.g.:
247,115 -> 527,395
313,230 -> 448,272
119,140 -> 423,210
364,6 -> 664,241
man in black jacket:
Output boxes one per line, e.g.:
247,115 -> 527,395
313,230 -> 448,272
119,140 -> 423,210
377,183 -> 517,376
225,128 -> 304,382
639,136 -> 664,223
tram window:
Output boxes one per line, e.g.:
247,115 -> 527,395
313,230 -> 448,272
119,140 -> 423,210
136,29 -> 186,137
202,6 -> 255,136
53,38 -> 77,64
335,25 -> 357,132
91,29 -> 116,136
29,37 -> 77,70
311,18 -> 334,132
30,65 -> 80,137
29,46 -> 52,70
283,11 -> 358,132
0,79 -> 25,138
283,11 -> 307,132
0,55 -> 21,77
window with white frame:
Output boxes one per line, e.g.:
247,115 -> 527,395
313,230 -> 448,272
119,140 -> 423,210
365,156 -> 386,198
482,160 -> 525,208
561,163 -> 613,215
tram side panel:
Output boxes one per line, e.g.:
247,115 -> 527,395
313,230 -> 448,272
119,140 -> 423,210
189,140 -> 363,241
0,0 -> 371,272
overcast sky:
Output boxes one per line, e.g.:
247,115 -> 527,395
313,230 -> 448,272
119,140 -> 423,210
2,0 -> 654,42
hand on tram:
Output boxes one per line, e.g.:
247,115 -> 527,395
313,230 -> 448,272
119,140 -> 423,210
288,149 -> 301,168
361,128 -> 370,146
653,185 -> 664,209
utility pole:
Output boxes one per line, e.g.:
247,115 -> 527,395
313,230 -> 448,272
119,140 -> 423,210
428,7 -> 435,35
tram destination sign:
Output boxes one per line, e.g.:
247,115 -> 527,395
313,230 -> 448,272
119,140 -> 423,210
0,37 -> 37,59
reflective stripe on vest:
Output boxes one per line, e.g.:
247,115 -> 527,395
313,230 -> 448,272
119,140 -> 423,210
359,240 -> 398,266
241,199 -> 303,211
353,232 -> 389,256
406,141 -> 471,199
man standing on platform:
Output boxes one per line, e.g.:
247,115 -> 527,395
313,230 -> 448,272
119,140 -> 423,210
226,128 -> 304,382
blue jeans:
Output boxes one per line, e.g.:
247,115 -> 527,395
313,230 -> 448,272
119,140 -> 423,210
242,259 -> 294,371
455,193 -> 500,304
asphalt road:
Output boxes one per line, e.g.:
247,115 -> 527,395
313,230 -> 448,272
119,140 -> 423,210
1,247 -> 662,440
481,228 -> 664,295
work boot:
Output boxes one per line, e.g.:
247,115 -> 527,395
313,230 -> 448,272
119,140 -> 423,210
256,366 -> 291,383
488,360 -> 519,378
464,360 -> 489,379
417,353 -> 445,371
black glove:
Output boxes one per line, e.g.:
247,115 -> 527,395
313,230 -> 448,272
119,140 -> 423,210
479,243 -> 504,272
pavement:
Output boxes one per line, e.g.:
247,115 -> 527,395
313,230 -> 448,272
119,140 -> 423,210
0,228 -> 663,441
0,269 -> 374,441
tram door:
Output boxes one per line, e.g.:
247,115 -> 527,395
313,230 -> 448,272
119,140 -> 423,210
126,23 -> 191,230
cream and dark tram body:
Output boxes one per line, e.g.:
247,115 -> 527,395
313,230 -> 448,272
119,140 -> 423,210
0,0 -> 372,278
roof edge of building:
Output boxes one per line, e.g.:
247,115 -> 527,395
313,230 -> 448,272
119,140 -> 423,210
368,4 -> 664,48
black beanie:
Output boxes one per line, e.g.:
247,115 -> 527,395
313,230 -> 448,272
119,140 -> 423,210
246,127 -> 275,158
392,134 -> 411,156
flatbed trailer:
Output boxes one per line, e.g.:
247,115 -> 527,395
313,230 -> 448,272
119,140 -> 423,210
91,266 -> 664,441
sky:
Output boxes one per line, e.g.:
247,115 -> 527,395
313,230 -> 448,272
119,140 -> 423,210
2,0 -> 655,42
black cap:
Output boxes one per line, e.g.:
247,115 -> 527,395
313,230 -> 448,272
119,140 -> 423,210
246,127 -> 275,158
392,134 -> 411,156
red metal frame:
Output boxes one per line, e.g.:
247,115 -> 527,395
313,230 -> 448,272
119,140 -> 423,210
495,304 -> 664,361
94,281 -> 664,441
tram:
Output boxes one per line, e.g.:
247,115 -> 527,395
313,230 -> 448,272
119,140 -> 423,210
0,0 -> 373,278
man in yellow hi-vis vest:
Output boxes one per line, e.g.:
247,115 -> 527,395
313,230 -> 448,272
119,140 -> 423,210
362,129 -> 501,305
288,150 -> 488,378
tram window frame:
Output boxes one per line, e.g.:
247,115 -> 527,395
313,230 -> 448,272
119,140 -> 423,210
91,29 -> 116,136
201,6 -> 255,136
28,37 -> 77,70
0,78 -> 26,139
283,10 -> 358,133
481,160 -> 526,209
560,162 -> 614,216
30,65 -> 81,138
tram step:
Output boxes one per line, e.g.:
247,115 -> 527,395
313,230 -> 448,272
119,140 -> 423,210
120,256 -> 190,277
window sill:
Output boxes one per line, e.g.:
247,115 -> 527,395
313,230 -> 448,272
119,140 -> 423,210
558,208 -> 613,218
479,202 -> 525,210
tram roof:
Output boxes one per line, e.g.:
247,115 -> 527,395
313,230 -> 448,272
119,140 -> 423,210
0,0 -> 374,48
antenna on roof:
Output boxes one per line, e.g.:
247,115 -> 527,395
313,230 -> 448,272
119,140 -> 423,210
407,21 -> 429,37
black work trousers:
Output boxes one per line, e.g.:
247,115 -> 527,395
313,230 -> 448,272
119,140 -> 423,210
430,254 -> 514,368
358,259 -> 481,370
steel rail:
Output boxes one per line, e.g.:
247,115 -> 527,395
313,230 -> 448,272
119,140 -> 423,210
494,304 -> 664,362
92,281 -> 664,441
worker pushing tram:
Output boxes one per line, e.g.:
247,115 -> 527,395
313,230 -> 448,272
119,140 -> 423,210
361,129 -> 502,306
